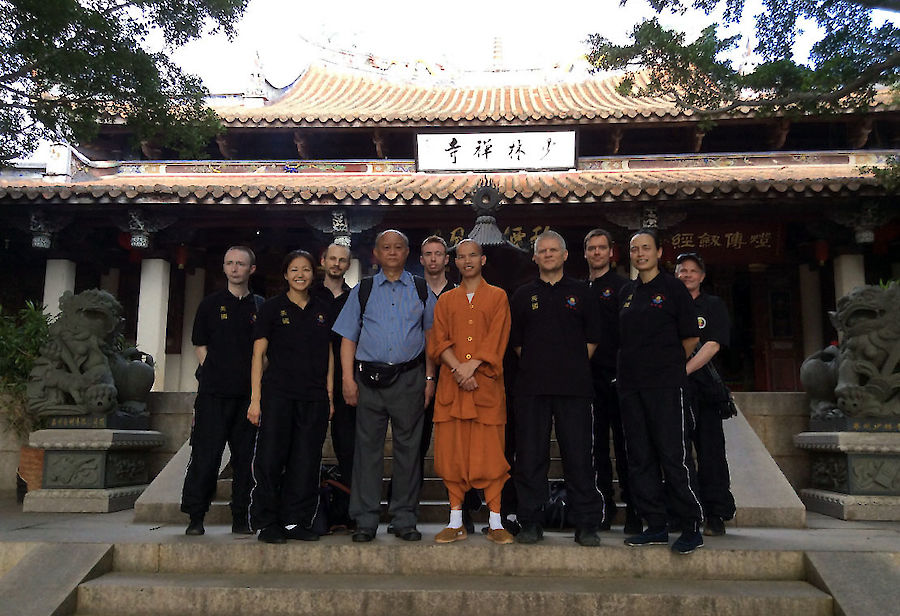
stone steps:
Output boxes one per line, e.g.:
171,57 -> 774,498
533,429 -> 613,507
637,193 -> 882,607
73,542 -> 832,616
75,573 -> 831,616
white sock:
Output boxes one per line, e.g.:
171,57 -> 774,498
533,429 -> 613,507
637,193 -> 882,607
449,509 -> 463,528
489,511 -> 503,530
284,524 -> 296,530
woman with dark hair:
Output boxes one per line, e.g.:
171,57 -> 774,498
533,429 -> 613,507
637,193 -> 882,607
247,250 -> 334,544
617,227 -> 704,555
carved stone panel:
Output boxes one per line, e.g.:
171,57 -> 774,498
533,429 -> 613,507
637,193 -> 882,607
105,452 -> 149,487
43,451 -> 104,489
849,455 -> 900,495
810,454 -> 848,492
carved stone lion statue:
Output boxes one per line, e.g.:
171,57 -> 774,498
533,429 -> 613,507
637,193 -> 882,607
829,282 -> 900,418
27,289 -> 155,423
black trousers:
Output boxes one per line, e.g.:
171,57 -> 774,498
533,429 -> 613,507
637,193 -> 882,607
513,395 -> 605,527
618,387 -> 703,530
249,394 -> 329,531
592,372 -> 633,514
330,393 -> 356,487
181,393 -> 256,520
690,389 -> 736,520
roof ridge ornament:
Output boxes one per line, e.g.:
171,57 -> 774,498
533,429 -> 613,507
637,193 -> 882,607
466,177 -> 522,249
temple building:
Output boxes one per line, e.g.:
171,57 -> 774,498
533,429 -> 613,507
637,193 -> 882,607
1,46 -> 898,394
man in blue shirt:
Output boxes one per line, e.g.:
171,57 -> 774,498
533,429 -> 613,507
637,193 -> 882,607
332,229 -> 437,542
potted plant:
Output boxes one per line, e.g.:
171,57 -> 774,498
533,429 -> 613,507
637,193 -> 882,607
0,302 -> 51,501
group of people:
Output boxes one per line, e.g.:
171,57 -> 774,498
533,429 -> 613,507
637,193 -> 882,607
180,225 -> 735,556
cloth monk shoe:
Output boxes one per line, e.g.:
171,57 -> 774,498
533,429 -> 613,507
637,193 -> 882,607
434,526 -> 468,543
486,528 -> 515,545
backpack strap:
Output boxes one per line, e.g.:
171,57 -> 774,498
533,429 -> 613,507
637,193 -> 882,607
357,277 -> 374,327
358,275 -> 428,326
412,275 -> 429,305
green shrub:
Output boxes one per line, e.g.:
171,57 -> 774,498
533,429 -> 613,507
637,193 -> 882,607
0,302 -> 51,439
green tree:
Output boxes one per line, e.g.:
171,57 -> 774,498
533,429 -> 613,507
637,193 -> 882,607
0,0 -> 248,164
586,0 -> 900,116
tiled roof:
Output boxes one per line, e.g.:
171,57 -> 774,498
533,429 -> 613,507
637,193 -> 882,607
0,162 -> 879,206
213,64 -> 686,127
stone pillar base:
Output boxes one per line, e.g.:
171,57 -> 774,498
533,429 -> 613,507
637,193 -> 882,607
800,488 -> 900,521
23,485 -> 148,513
22,429 -> 164,513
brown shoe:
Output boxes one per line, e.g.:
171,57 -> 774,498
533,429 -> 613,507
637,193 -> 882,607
434,526 -> 467,543
486,528 -> 514,545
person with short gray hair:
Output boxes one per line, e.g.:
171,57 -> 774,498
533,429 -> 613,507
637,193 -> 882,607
509,231 -> 606,547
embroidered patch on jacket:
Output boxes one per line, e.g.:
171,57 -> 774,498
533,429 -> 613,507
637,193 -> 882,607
601,287 -> 614,299
530,294 -> 539,311
698,316 -> 707,329
316,313 -> 327,325
565,295 -> 578,309
623,293 -> 633,308
650,293 -> 665,308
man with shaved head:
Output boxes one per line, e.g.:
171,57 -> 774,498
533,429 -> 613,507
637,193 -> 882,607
427,239 -> 514,544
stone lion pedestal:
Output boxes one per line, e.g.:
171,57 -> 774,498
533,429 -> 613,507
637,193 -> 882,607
21,289 -> 163,512
23,429 -> 164,513
794,431 -> 900,520
796,281 -> 900,521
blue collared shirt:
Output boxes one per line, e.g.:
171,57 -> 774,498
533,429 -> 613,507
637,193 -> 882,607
332,270 -> 436,363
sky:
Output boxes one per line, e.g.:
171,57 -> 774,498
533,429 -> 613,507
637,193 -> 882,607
170,0 -> 761,92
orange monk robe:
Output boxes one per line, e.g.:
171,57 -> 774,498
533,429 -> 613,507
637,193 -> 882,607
426,280 -> 511,512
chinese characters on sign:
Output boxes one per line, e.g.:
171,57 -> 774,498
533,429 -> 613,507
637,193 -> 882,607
666,224 -> 784,265
446,225 -> 550,250
418,131 -> 576,172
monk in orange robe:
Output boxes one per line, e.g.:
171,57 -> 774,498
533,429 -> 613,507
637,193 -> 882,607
427,239 -> 513,544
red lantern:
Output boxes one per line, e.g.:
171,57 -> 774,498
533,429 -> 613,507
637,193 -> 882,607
814,239 -> 829,266
175,245 -> 189,270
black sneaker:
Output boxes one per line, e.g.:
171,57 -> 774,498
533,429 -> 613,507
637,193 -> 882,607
703,516 -> 726,536
515,523 -> 544,544
283,525 -> 320,541
392,526 -> 422,541
624,526 -> 668,546
671,530 -> 704,555
574,526 -> 602,547
352,527 -> 377,543
257,525 -> 286,544
623,507 -> 643,535
185,515 -> 205,536
232,520 -> 254,535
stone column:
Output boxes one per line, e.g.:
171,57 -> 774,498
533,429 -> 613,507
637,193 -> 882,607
137,258 -> 171,392
178,268 -> 206,391
99,267 -> 120,296
345,259 -> 362,288
43,259 -> 76,317
798,264 -> 824,358
833,254 -> 865,303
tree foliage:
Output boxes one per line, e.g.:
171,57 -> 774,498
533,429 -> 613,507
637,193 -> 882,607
0,0 -> 248,164
586,0 -> 900,116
